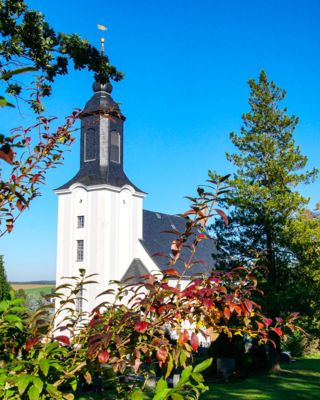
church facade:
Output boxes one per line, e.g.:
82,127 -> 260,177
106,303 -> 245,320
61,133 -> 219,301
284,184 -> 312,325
55,80 -> 215,312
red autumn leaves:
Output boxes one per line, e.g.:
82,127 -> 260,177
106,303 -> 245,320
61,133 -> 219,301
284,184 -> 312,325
98,350 -> 110,363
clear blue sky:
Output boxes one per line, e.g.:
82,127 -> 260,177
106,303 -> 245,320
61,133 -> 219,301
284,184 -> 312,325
2,0 -> 320,281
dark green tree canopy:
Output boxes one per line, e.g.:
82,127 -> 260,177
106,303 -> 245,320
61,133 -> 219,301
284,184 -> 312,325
0,0 -> 123,102
0,255 -> 11,300
211,71 -> 318,322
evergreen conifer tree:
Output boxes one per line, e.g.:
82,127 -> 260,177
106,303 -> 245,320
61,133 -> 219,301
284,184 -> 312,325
211,71 -> 318,346
0,255 -> 11,300
212,71 -> 320,368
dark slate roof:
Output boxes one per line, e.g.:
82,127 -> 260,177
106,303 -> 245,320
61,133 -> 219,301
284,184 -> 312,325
121,258 -> 150,284
81,81 -> 124,119
140,209 -> 217,276
56,167 -> 143,192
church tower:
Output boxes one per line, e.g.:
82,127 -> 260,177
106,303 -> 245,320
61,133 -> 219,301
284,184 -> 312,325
55,80 -> 147,311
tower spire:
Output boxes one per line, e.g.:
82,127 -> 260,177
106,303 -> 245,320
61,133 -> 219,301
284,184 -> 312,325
97,24 -> 107,55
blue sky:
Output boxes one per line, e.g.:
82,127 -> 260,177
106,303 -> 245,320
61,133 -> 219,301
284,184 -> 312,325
2,0 -> 320,281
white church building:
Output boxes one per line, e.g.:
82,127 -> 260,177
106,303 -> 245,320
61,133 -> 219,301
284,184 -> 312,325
55,79 -> 216,312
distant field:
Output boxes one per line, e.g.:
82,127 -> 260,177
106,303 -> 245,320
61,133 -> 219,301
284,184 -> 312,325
11,284 -> 55,296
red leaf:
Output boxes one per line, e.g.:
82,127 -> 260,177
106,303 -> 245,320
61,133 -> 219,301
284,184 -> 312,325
25,337 -> 39,352
256,321 -> 264,330
151,252 -> 166,257
98,350 -> 110,363
182,329 -> 189,343
223,307 -> 231,320
190,332 -> 199,352
215,209 -> 229,225
16,200 -> 24,212
156,348 -> 168,367
178,329 -> 189,346
55,335 -> 70,346
275,317 -> 283,324
263,317 -> 273,327
134,321 -> 149,333
6,222 -> 13,233
196,233 -> 208,240
162,268 -> 179,276
0,147 -> 14,164
289,312 -> 299,320
244,299 -> 253,313
203,298 -> 213,309
272,327 -> 283,337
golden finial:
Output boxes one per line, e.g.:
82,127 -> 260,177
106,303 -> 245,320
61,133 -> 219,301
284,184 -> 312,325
97,24 -> 107,54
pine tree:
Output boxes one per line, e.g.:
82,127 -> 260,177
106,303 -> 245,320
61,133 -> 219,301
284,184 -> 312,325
212,71 -> 320,368
211,71 -> 318,361
0,255 -> 11,300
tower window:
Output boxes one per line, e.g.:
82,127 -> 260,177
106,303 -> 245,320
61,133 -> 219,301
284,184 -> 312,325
84,128 -> 96,161
77,216 -> 85,228
110,131 -> 120,163
76,240 -> 84,262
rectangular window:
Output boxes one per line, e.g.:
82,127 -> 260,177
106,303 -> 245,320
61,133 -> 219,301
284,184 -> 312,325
110,131 -> 120,163
77,216 -> 85,228
76,240 -> 84,262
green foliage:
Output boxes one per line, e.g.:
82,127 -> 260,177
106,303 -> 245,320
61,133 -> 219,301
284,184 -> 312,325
0,0 -> 123,99
0,0 -> 124,236
282,331 -> 320,357
210,71 -> 318,325
0,255 -> 11,300
0,178 -> 298,399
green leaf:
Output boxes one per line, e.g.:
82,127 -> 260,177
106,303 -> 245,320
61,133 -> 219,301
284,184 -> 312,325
179,349 -> 187,367
32,377 -> 43,394
0,301 -> 9,312
28,385 -> 40,400
46,384 -> 61,399
193,358 -> 213,373
165,353 -> 173,379
4,314 -> 21,322
180,365 -> 192,381
0,96 -> 15,108
130,388 -> 143,400
156,377 -> 168,392
171,394 -> 184,400
191,372 -> 204,383
1,66 -> 37,80
17,375 -> 32,395
39,358 -> 49,376
152,388 -> 171,400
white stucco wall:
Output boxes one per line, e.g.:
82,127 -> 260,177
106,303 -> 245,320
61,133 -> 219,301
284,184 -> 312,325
55,183 -> 160,313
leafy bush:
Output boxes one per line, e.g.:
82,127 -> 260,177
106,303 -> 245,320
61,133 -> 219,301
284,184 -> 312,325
0,177 -> 299,399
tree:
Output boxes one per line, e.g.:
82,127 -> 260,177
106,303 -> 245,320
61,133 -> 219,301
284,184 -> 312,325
210,70 -> 318,365
283,208 -> 320,334
0,178 -> 298,399
0,0 -> 123,236
0,255 -> 11,300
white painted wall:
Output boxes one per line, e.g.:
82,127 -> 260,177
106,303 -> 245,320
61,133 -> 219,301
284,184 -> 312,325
55,183 -> 159,313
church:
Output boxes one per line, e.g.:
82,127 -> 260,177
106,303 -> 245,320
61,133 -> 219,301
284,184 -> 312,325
55,79 -> 216,312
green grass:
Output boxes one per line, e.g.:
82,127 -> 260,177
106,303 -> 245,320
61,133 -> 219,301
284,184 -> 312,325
202,356 -> 320,400
75,355 -> 320,400
24,286 -> 54,296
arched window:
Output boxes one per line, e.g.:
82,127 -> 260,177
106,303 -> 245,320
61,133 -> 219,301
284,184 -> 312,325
110,131 -> 120,163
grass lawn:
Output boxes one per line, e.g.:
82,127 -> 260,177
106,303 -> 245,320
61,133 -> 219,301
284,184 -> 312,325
23,286 -> 54,296
203,355 -> 320,400
11,284 -> 54,297
75,355 -> 320,399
